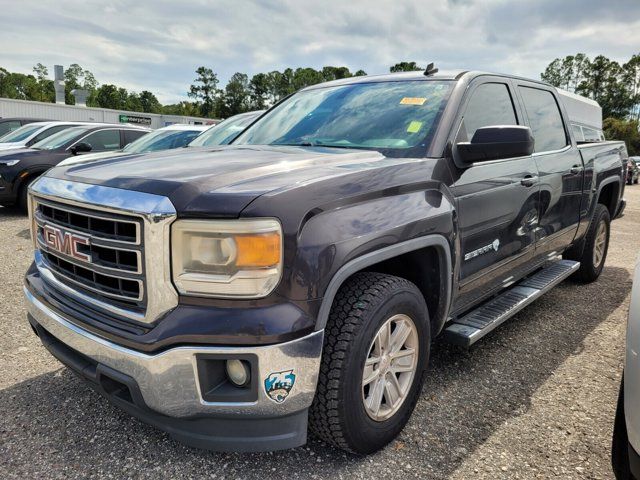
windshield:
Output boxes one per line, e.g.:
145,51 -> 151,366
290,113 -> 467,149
234,81 -> 453,157
123,129 -> 203,153
32,126 -> 91,150
0,123 -> 44,143
189,112 -> 262,147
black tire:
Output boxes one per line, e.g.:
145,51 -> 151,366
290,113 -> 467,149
573,204 -> 610,283
612,376 -> 633,480
17,175 -> 38,213
309,272 -> 430,454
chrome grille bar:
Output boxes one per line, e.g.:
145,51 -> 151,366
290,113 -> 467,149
29,177 -> 179,326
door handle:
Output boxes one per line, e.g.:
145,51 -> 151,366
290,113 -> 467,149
520,175 -> 539,187
571,165 -> 584,174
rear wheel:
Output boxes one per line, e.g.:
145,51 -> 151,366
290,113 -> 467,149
573,204 -> 610,283
309,272 -> 430,454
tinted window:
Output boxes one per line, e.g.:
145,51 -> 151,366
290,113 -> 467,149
519,87 -> 567,152
0,121 -> 21,137
124,129 -> 147,146
81,129 -> 121,151
460,83 -> 518,141
31,125 -> 71,144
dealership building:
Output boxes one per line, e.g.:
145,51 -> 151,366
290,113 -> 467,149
0,97 -> 216,129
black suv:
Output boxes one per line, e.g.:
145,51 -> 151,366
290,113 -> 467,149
0,124 -> 148,210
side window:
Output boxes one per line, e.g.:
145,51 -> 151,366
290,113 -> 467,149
124,129 -> 147,146
81,129 -> 121,151
30,125 -> 69,144
582,126 -> 602,143
518,87 -> 568,152
572,124 -> 584,143
460,83 -> 518,141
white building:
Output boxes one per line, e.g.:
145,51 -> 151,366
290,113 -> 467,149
0,97 -> 218,129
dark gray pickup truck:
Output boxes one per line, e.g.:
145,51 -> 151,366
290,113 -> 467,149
23,69 -> 627,454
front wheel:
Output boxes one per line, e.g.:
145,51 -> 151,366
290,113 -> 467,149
309,272 -> 430,454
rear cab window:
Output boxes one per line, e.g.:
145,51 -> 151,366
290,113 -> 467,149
518,86 -> 568,152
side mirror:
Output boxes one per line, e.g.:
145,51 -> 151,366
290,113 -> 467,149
70,142 -> 92,155
456,126 -> 534,163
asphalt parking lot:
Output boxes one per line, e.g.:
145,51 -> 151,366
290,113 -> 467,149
1,186 -> 638,480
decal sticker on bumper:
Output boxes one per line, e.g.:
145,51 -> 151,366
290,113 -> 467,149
264,370 -> 296,403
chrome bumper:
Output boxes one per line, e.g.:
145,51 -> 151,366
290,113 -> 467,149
25,286 -> 324,419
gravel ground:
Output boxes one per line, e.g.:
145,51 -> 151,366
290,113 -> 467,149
1,186 -> 639,479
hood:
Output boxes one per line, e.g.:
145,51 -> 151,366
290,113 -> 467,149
0,147 -> 39,160
0,142 -> 25,150
47,145 -> 409,216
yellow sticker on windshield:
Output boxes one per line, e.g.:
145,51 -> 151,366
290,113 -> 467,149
400,97 -> 427,105
407,121 -> 423,133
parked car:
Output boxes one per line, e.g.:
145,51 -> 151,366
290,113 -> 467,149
0,121 -> 89,151
628,157 -> 640,185
24,69 -> 627,454
613,256 -> 640,479
57,124 -> 208,167
0,117 -> 45,137
188,110 -> 264,147
0,123 -> 149,210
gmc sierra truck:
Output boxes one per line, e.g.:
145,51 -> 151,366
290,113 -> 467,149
23,69 -> 627,454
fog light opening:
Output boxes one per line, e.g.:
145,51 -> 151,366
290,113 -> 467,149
225,359 -> 250,387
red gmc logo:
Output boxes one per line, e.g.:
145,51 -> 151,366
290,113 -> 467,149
43,225 -> 91,262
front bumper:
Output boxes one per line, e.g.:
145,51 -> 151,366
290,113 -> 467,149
25,286 -> 324,451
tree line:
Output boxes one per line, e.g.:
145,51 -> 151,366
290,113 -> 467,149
2,57 -> 638,154
0,62 -> 427,119
541,53 -> 640,154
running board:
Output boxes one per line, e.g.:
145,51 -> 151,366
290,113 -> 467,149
442,260 -> 580,347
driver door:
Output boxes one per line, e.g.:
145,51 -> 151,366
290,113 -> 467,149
449,79 -> 540,314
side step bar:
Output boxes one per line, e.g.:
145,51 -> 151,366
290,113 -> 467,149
442,260 -> 580,347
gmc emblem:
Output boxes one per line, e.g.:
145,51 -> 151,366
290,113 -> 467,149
43,225 -> 91,262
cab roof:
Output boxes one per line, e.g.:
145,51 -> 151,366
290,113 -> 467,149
302,69 -> 555,90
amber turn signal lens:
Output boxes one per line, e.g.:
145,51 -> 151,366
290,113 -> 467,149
235,233 -> 281,267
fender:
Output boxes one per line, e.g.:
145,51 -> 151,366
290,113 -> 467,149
314,234 -> 453,332
13,165 -> 52,195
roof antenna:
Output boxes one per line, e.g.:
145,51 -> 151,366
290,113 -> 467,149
424,63 -> 439,76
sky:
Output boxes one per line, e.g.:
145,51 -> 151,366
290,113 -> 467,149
1,0 -> 639,104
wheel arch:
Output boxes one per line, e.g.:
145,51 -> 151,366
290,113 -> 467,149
596,176 -> 621,218
315,235 -> 453,336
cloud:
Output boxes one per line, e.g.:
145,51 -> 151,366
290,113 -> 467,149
1,0 -> 638,103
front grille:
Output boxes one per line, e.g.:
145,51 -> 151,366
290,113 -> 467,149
33,198 -> 146,315
38,203 -> 139,243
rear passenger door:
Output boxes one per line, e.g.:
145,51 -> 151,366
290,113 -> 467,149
450,78 -> 540,313
79,129 -> 122,152
514,84 -> 583,258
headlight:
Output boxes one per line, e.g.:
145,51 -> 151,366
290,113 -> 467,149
171,218 -> 282,298
0,160 -> 20,166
